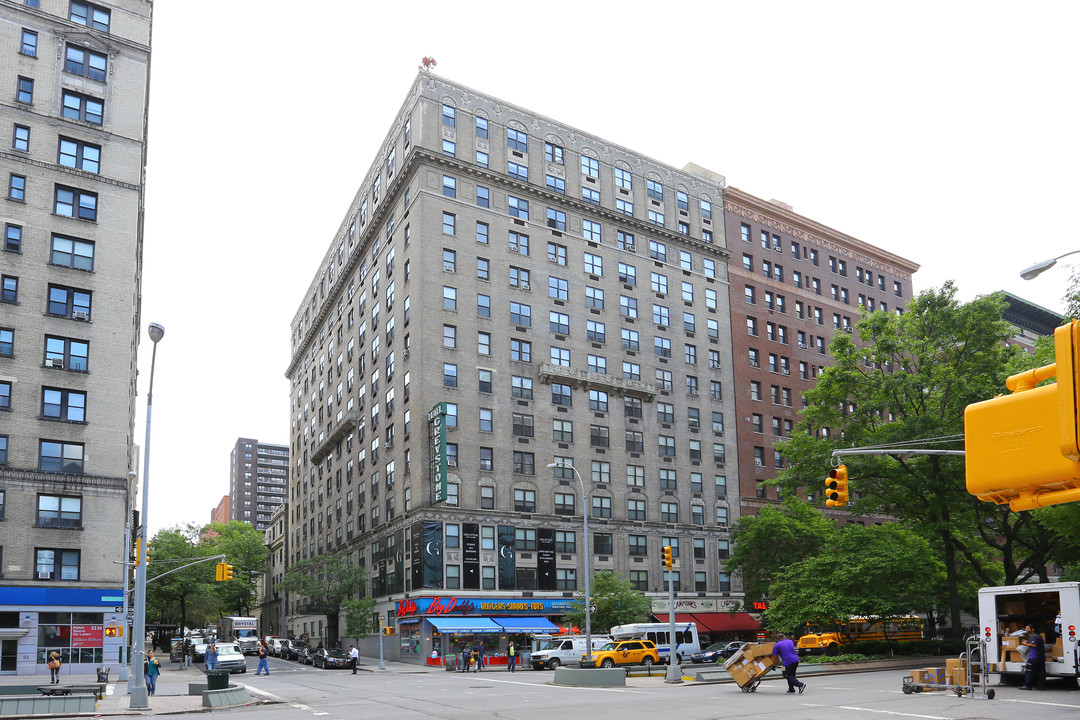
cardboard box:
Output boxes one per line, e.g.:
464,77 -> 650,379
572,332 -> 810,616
1001,636 -> 1021,650
745,642 -> 775,658
1052,639 -> 1064,657
1002,600 -> 1026,616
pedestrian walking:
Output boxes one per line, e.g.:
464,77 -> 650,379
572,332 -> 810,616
507,641 -> 517,672
183,638 -> 192,669
461,646 -> 470,673
1020,624 -> 1046,690
255,641 -> 270,675
349,645 -> 359,674
47,652 -> 61,684
771,633 -> 806,694
205,643 -> 219,671
145,651 -> 161,696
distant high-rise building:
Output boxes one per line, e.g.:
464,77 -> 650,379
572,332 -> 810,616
0,0 -> 153,676
229,438 -> 288,531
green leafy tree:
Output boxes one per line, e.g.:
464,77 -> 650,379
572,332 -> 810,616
147,524 -> 216,631
279,552 -> 367,646
766,524 -> 944,639
727,499 -> 837,603
774,283 -> 1030,637
559,570 -> 653,634
203,521 -> 269,616
343,597 -> 378,641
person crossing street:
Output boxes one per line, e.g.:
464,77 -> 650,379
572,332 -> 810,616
255,641 -> 271,675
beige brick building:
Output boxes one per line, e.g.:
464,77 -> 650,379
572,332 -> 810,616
0,0 -> 151,676
285,74 -> 743,658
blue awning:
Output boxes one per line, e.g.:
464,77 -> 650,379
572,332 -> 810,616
427,617 -> 502,633
494,616 -> 560,633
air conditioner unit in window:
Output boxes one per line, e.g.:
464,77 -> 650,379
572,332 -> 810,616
48,358 -> 64,369
384,441 -> 393,449
520,282 -> 530,290
38,571 -> 52,580
402,350 -> 409,359
72,311 -> 88,321
626,244 -> 636,252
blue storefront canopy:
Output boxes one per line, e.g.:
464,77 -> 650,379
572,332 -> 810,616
427,616 -> 502,633
494,616 -> 560,633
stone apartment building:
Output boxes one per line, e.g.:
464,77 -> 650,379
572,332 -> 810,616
284,74 -> 743,655
0,0 -> 152,676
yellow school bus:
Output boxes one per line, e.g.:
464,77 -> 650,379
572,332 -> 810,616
797,616 -> 923,654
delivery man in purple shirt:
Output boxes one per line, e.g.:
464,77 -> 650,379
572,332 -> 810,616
772,632 -> 806,694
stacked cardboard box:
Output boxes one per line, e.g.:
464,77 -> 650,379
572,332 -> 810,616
945,658 -> 971,685
910,667 -> 947,690
1001,635 -> 1026,663
724,643 -> 778,687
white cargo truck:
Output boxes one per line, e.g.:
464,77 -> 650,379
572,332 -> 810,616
219,616 -> 260,655
977,581 -> 1079,687
529,635 -> 610,670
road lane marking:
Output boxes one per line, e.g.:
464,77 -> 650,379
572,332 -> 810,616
837,706 -> 949,719
1001,698 -> 1080,709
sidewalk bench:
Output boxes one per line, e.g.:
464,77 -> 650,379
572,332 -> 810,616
37,683 -> 105,700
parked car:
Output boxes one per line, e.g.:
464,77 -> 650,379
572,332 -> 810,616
299,646 -> 317,665
215,643 -> 248,674
283,641 -> 308,661
587,640 -> 660,668
267,638 -> 287,657
690,641 -> 744,664
313,647 -> 351,669
530,636 -> 611,670
191,640 -> 208,662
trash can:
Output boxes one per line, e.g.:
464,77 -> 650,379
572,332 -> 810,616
96,667 -> 109,683
206,670 -> 230,690
444,654 -> 457,671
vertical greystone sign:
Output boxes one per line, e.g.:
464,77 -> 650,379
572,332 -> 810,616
428,402 -> 448,504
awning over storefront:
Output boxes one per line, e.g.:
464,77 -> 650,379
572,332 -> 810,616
657,613 -> 761,633
493,616 -> 561,633
426,617 -> 503,633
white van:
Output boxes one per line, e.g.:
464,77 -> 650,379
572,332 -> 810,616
609,621 -> 702,665
530,635 -> 610,670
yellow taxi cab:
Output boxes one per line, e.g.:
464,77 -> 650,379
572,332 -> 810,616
585,639 -> 660,668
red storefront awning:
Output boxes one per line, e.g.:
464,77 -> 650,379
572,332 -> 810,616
659,613 -> 761,634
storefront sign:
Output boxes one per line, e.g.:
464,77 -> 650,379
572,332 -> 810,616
396,596 -> 579,618
71,625 -> 102,647
651,596 -> 744,613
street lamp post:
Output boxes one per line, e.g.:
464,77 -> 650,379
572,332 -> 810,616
119,470 -> 136,683
129,323 -> 164,710
547,462 -> 592,664
1020,250 -> 1080,281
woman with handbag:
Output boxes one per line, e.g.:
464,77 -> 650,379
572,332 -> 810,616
47,652 -> 61,684
145,651 -> 161,696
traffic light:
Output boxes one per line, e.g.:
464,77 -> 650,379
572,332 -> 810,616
966,320 -> 1080,510
662,545 -> 673,569
383,627 -> 396,635
214,561 -> 233,582
134,538 -> 142,566
825,465 -> 849,507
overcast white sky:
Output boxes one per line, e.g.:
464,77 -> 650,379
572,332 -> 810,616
136,1 -> 1080,535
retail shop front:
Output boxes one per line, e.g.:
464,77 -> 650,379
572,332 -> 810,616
396,596 -> 571,666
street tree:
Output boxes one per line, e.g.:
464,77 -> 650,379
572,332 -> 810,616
279,552 -> 367,647
202,520 -> 269,616
147,524 -> 216,631
765,524 -> 945,640
343,597 -> 378,641
727,499 -> 837,603
559,570 -> 653,634
774,283 -> 1025,636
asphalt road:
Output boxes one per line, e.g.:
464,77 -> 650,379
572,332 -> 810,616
224,655 -> 1080,720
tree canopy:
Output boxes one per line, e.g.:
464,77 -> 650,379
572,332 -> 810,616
773,283 -> 1049,636
559,570 -> 653,634
727,499 -> 836,603
280,551 -> 367,646
765,523 -> 944,633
